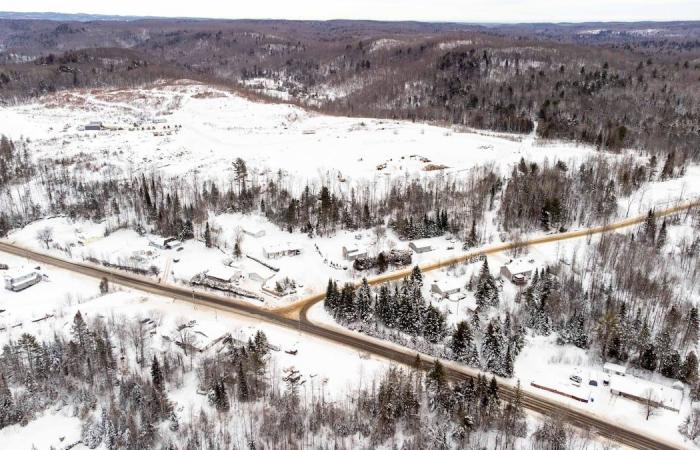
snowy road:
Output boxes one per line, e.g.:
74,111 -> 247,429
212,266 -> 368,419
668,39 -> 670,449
2,198 -> 699,450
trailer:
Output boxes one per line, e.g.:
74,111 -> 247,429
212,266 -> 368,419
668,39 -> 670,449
4,269 -> 42,292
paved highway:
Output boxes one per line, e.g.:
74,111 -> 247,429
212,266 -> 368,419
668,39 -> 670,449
2,200 -> 698,449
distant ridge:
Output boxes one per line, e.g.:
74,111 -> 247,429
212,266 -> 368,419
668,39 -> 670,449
0,11 -> 156,21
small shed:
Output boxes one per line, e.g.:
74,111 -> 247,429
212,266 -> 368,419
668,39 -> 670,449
430,279 -> 463,298
409,239 -> 433,254
500,259 -> 534,284
603,362 -> 627,377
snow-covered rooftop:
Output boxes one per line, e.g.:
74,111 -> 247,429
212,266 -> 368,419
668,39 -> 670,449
205,266 -> 241,282
610,375 -> 683,411
603,362 -> 627,374
432,278 -> 463,292
263,242 -> 302,253
502,258 -> 534,275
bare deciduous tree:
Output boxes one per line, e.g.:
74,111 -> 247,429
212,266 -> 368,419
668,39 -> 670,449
35,226 -> 53,249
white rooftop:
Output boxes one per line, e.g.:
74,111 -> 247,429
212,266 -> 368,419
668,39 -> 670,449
610,375 -> 683,410
206,266 -> 241,281
264,242 -> 302,253
432,278 -> 463,292
603,362 -> 627,374
4,266 -> 39,280
503,258 -> 534,274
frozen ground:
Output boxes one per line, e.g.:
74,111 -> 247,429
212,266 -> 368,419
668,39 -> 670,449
0,410 -> 82,450
0,80 -> 605,195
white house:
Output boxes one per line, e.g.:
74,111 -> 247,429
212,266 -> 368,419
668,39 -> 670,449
342,244 -> 368,261
500,259 -> 534,284
409,239 -> 433,254
4,268 -> 42,292
430,279 -> 463,298
205,265 -> 242,283
263,242 -> 302,259
603,362 -> 627,377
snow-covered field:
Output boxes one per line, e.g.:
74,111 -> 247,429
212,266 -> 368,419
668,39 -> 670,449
0,80 -> 603,194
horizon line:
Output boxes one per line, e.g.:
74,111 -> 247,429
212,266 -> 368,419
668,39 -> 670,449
1,10 -> 699,25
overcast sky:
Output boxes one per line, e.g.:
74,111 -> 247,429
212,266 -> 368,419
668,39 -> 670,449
2,0 -> 698,23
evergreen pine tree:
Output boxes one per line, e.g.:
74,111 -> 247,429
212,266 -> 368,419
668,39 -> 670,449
355,278 -> 374,323
683,307 -> 699,350
450,321 -> 479,367
656,219 -> 667,249
426,359 -> 446,392
422,305 -> 447,343
482,319 -> 506,376
204,221 -> 212,248
410,265 -> 423,287
463,219 -> 478,249
376,252 -> 388,273
681,352 -> 699,384
640,344 -> 658,372
71,311 -> 91,350
475,258 -> 499,307
503,344 -> 514,377
642,209 -> 657,244
0,372 -> 16,428
237,362 -> 250,402
151,356 -> 163,393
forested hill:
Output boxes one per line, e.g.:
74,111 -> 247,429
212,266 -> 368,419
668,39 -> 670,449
0,18 -> 699,161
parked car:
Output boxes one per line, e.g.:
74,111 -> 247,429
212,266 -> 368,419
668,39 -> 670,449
569,375 -> 582,385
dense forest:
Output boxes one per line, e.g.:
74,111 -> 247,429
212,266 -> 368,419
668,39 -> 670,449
325,264 -> 523,378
